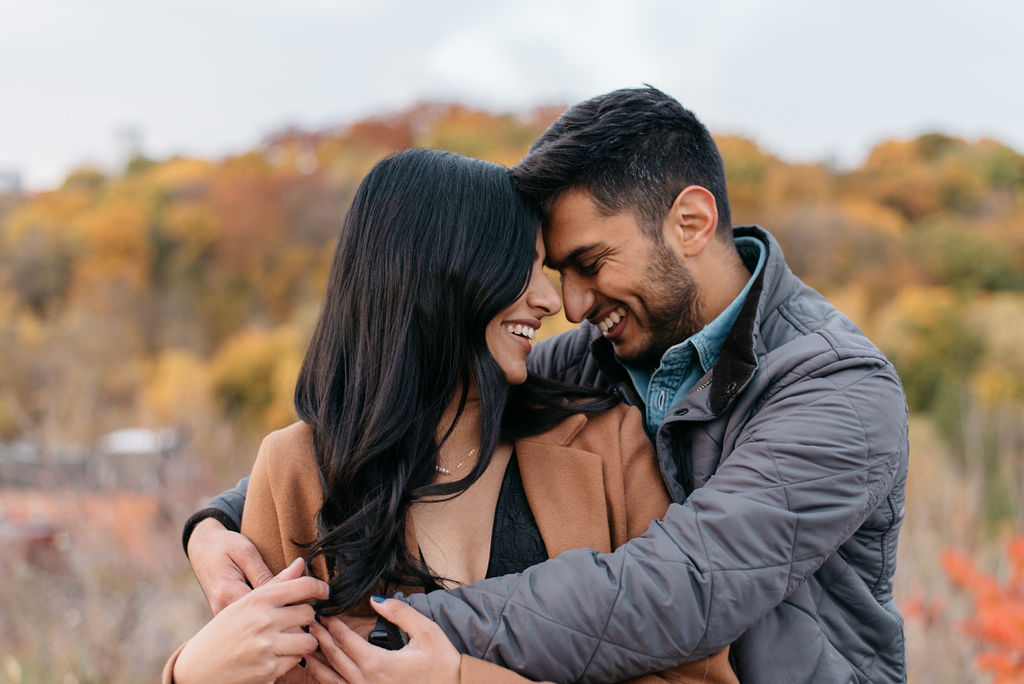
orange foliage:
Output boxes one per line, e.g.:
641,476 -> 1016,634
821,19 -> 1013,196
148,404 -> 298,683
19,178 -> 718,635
943,541 -> 1024,682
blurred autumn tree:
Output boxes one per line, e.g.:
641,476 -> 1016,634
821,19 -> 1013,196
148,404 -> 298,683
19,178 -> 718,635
1,106 -> 1022,522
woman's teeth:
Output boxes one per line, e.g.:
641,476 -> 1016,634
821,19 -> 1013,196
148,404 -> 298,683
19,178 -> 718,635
506,324 -> 536,341
597,306 -> 626,334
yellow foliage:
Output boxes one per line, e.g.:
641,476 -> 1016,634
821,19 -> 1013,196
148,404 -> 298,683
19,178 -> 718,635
146,157 -> 214,190
73,198 -> 152,291
267,353 -> 303,429
142,349 -> 212,424
209,326 -> 302,430
13,309 -> 45,348
417,105 -> 539,167
874,286 -> 961,349
3,188 -> 92,243
970,296 -> 1024,404
837,198 -> 907,236
863,139 -> 917,170
163,200 -> 218,263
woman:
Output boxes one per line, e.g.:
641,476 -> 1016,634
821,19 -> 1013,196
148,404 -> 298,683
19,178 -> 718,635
165,149 -> 736,684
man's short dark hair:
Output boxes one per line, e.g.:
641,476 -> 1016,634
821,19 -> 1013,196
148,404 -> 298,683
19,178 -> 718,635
513,86 -> 731,240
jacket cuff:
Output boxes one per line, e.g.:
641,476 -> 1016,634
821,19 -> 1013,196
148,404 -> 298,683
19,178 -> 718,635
181,508 -> 241,556
180,477 -> 250,556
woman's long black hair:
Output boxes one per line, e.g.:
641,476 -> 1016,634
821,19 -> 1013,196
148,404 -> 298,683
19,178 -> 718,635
297,149 -> 617,613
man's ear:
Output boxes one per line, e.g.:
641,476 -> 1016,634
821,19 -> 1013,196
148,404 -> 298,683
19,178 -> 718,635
663,186 -> 718,257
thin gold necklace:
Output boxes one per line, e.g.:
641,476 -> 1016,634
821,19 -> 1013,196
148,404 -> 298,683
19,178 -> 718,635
435,447 -> 477,475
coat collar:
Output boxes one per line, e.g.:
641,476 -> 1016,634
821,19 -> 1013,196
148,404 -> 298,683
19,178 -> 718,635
514,414 -> 613,556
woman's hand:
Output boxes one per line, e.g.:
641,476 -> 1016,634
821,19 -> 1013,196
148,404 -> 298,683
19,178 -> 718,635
306,597 -> 461,684
173,557 -> 329,684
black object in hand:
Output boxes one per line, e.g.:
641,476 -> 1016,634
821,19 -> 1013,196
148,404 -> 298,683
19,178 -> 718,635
368,615 -> 410,650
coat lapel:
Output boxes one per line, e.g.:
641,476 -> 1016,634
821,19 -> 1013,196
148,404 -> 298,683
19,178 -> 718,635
515,414 -> 612,556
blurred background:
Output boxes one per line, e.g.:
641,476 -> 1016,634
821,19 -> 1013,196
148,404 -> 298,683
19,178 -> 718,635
1,1 -> 1022,681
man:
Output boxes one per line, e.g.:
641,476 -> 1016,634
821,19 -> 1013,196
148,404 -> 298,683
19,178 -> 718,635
185,87 -> 908,683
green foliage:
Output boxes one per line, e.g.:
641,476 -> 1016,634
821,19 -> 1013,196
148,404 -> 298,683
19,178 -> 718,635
875,288 -> 984,413
910,220 -> 1024,292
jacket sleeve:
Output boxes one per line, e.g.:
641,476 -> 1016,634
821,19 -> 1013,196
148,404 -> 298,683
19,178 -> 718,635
405,348 -> 907,683
526,324 -> 595,384
180,476 -> 250,554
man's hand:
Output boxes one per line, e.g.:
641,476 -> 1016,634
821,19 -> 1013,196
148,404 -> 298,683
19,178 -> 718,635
187,517 -> 275,614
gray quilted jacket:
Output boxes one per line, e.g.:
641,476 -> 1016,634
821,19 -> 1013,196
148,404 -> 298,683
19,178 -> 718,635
403,226 -> 909,683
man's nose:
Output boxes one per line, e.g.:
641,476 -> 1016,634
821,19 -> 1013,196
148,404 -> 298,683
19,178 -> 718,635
560,274 -> 593,324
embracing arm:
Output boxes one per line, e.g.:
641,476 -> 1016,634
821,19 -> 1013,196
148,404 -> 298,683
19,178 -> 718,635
181,476 -> 250,551
406,350 -> 907,683
180,475 -> 270,615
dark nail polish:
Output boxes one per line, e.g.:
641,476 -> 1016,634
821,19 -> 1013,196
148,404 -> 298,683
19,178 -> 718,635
371,594 -> 386,603
301,624 -> 310,633
299,657 -> 307,669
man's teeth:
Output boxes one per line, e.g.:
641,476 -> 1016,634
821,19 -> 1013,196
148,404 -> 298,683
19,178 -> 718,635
505,324 -> 537,341
597,306 -> 627,334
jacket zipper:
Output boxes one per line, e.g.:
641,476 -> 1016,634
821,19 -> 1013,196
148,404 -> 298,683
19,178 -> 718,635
688,377 -> 712,396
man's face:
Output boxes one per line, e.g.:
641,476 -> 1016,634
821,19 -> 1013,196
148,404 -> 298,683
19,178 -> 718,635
544,189 -> 704,367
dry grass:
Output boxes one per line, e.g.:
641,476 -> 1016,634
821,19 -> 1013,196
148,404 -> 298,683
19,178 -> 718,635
0,488 -> 212,683
0,415 -> 1015,683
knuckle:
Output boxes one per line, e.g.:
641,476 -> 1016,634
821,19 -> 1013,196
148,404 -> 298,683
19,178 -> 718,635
252,636 -> 273,657
211,588 -> 234,609
256,661 -> 277,680
251,611 -> 273,633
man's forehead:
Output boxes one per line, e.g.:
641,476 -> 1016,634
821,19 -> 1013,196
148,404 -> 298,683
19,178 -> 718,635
542,191 -> 601,256
542,189 -> 642,269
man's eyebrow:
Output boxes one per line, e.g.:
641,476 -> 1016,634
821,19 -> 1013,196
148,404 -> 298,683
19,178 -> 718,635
544,243 -> 602,271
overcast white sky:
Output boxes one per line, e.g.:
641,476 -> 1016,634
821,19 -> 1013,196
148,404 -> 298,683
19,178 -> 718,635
1,0 -> 1021,190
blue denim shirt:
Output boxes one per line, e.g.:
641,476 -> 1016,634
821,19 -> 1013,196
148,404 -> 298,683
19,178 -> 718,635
626,236 -> 766,435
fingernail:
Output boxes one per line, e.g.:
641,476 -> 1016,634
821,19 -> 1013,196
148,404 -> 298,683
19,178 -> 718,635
299,657 -> 307,669
301,624 -> 310,633
289,557 -> 302,568
371,594 -> 386,603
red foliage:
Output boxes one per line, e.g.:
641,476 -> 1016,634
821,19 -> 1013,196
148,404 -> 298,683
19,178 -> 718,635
943,539 -> 1024,681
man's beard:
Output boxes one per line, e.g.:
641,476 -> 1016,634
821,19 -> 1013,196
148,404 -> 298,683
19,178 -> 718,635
623,240 -> 704,368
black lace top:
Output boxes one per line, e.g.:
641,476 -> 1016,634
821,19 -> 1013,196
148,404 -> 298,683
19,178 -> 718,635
485,452 -> 548,577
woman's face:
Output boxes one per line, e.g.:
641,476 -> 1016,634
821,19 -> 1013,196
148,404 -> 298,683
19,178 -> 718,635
485,233 -> 562,385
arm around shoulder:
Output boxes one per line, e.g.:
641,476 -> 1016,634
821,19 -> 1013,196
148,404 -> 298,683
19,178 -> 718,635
407,348 -> 907,682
